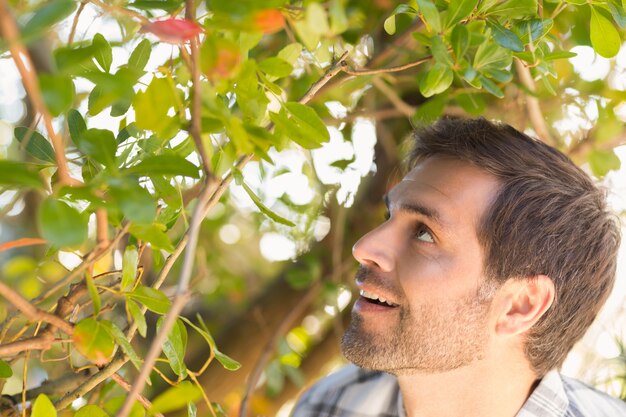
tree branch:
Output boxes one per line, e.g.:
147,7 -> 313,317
0,282 -> 74,336
185,0 -> 213,180
514,58 -> 556,146
342,55 -> 431,76
111,373 -> 164,417
0,0 -> 74,185
371,77 -> 415,117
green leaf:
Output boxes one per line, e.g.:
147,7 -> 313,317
129,223 -> 175,252
457,93 -> 486,115
92,33 -> 113,72
38,198 -> 87,247
588,149 -> 621,177
85,272 -> 101,316
157,317 -> 188,378
306,2 -> 330,35
39,73 -> 74,116
188,402 -> 197,417
79,128 -> 117,167
473,41 -> 512,70
445,0 -> 478,28
488,21 -> 524,52
0,161 -> 42,189
128,39 -> 152,71
416,0 -> 442,33
125,155 -> 200,178
412,95 -> 446,126
72,318 -> 116,366
54,44 -> 98,74
431,35 -> 453,66
100,321 -> 143,371
121,246 -> 138,291
133,77 -> 177,134
543,50 -> 577,60
284,102 -> 330,145
419,63 -> 454,97
104,396 -> 145,417
489,0 -> 537,18
67,109 -> 87,147
150,381 -> 202,414
330,157 -> 356,170
590,7 -> 621,58
180,316 -> 242,371
31,394 -> 57,417
451,25 -> 470,60
21,0 -> 75,43
14,127 -> 56,163
478,75 -> 504,98
277,43 -> 303,66
127,300 -> 147,338
330,0 -> 349,34
75,405 -> 109,417
259,57 -> 293,78
109,183 -> 156,224
383,4 -> 418,35
238,179 -> 296,226
0,360 -> 13,378
127,286 -> 171,314
608,0 -> 626,28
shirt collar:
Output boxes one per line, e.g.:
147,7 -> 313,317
515,370 -> 569,417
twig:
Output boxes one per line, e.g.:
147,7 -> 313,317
33,222 -> 130,305
56,354 -> 127,410
95,208 -> 109,248
514,58 -> 555,146
0,282 -> 74,335
298,51 -> 350,104
371,77 -> 415,117
68,1 -> 88,45
0,337 -> 59,357
342,55 -> 431,76
239,282 -> 321,417
185,0 -> 213,179
111,373 -> 164,417
0,0 -> 73,185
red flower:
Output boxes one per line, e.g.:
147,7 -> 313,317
141,18 -> 204,44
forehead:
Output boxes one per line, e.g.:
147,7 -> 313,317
387,157 -> 501,232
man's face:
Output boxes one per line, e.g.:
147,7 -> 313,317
341,156 -> 502,374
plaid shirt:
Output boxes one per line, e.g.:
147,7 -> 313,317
291,364 -> 626,417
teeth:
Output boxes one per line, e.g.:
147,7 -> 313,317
359,290 -> 396,306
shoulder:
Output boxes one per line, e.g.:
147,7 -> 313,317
291,364 -> 401,417
561,374 -> 626,417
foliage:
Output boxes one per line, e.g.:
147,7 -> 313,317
0,0 -> 625,416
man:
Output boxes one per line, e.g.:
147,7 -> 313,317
292,118 -> 626,417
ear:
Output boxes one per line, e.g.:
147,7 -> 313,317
494,275 -> 555,336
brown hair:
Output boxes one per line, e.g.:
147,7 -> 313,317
408,117 -> 621,376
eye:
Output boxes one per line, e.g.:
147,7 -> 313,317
414,224 -> 434,243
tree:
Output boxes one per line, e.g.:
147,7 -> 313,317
0,0 -> 625,416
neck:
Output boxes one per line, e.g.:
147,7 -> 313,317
396,359 -> 538,417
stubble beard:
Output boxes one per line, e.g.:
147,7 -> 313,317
341,284 -> 494,375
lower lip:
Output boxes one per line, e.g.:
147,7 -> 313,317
353,297 -> 398,313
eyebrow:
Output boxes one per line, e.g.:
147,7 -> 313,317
383,194 -> 445,226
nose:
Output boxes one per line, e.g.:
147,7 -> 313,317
352,223 -> 395,272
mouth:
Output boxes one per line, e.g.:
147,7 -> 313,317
359,289 -> 399,308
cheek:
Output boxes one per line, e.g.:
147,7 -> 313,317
398,250 -> 482,301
